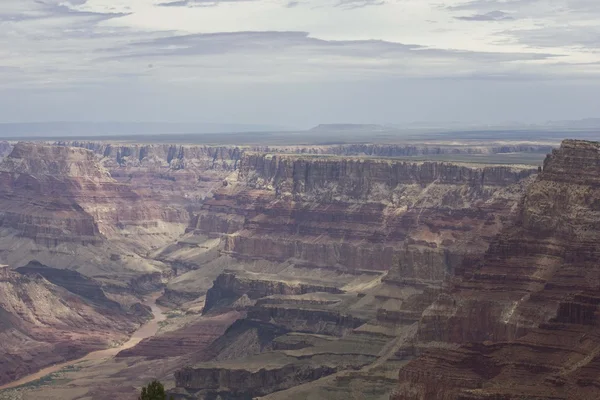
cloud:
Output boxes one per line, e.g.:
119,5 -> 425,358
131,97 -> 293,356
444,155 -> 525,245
1,0 -> 600,127
158,0 -> 258,7
455,10 -> 514,21
0,0 -> 128,23
81,30 -> 564,88
446,0 -> 540,12
502,25 -> 600,50
116,30 -> 557,62
336,0 -> 386,9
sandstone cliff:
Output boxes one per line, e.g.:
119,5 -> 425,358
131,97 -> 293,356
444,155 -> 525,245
58,141 -> 553,167
190,153 -> 536,275
392,139 -> 600,400
0,143 -> 186,280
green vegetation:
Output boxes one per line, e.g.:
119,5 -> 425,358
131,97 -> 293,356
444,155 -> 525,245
158,320 -> 169,328
139,380 -> 173,400
165,310 -> 183,319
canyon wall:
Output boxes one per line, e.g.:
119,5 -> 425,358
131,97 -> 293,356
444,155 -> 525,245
0,143 -> 185,280
391,139 -> 600,399
58,141 -> 553,166
163,153 -> 538,399
193,153 -> 536,274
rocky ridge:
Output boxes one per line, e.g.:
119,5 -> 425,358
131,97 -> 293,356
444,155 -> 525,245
391,139 -> 600,399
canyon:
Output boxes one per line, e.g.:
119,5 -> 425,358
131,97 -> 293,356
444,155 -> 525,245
0,136 -> 598,400
158,151 -> 537,400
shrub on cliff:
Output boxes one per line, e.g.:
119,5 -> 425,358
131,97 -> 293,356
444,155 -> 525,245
139,380 -> 173,400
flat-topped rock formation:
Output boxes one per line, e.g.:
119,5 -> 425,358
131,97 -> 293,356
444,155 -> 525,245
57,140 -> 551,223
59,141 -> 554,164
0,142 -> 111,179
392,139 -> 600,399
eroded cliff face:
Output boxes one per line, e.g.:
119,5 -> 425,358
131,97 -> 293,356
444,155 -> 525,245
191,153 -> 536,275
0,266 -> 146,386
58,140 -> 551,222
59,141 -> 553,167
392,139 -> 600,400
162,153 -> 537,399
57,142 -> 242,171
0,143 -> 185,280
56,142 -> 242,218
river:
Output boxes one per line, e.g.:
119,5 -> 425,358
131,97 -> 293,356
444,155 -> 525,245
0,293 -> 167,391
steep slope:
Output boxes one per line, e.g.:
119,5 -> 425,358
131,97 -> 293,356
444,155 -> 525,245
162,153 -> 536,298
0,143 -> 187,282
56,142 -> 242,219
392,139 -> 600,399
158,153 -> 538,399
0,266 -> 147,386
57,140 -> 552,224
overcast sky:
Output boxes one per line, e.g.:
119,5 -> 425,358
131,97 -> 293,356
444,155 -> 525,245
1,0 -> 599,128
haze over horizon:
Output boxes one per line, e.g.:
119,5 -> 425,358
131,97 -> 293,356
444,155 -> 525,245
1,0 -> 600,127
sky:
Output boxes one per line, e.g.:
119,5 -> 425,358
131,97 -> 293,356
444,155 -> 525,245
1,0 -> 599,128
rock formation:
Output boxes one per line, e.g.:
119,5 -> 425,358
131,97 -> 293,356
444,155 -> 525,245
179,153 -> 536,277
391,139 -> 600,399
160,153 -> 537,399
59,141 -> 554,164
0,142 -> 13,160
0,139 -> 557,399
0,265 -> 147,386
0,142 -> 187,282
55,142 -> 242,218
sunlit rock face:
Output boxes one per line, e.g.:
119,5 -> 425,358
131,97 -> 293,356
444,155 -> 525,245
0,143 -> 186,279
392,140 -> 600,400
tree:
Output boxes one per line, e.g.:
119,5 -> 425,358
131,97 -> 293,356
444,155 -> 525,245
139,380 -> 174,400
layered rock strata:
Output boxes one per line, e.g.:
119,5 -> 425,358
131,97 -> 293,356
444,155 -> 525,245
0,143 -> 186,280
392,139 -> 600,399
0,266 -> 146,386
188,153 -> 536,275
162,153 -> 538,399
60,141 -> 553,162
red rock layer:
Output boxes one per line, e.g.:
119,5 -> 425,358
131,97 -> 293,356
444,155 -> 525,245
190,153 -> 536,276
0,142 -> 187,251
116,311 -> 242,359
392,139 -> 600,400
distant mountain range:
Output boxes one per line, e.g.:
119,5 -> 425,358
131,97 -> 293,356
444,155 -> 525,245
311,119 -> 600,132
0,119 -> 598,139
0,122 -> 291,137
310,124 -> 390,132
